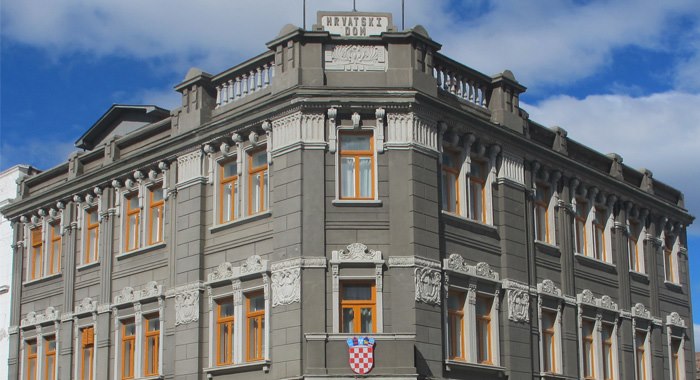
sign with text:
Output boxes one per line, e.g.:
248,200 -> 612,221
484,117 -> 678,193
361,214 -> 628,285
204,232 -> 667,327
317,11 -> 393,37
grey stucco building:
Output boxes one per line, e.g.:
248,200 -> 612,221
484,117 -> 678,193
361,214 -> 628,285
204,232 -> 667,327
1,10 -> 695,380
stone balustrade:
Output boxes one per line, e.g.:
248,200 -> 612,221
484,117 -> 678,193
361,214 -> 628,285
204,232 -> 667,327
433,53 -> 491,109
214,52 -> 275,109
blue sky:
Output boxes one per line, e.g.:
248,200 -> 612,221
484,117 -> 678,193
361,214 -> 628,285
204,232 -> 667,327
2,0 -> 700,343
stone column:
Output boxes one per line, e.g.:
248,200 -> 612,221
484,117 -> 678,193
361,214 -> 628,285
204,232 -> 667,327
7,223 -> 24,379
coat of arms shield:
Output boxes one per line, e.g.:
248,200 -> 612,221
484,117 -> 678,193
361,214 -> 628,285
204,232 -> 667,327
347,336 -> 375,374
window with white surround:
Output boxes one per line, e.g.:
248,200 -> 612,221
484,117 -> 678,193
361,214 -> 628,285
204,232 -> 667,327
666,312 -> 687,380
19,307 -> 60,380
573,190 -> 615,264
330,243 -> 384,334
662,232 -> 680,284
209,134 -> 270,227
577,290 -> 620,380
23,209 -> 64,282
627,219 -> 645,274
205,255 -> 271,373
537,280 -> 563,375
635,329 -> 651,380
82,206 -> 100,266
443,253 -> 501,368
111,281 -> 164,380
117,174 -> 166,255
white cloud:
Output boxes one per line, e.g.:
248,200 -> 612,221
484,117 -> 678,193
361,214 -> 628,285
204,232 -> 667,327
525,91 -> 700,226
0,138 -> 76,171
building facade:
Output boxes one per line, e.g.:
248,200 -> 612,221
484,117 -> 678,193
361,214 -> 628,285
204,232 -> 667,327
1,11 -> 695,380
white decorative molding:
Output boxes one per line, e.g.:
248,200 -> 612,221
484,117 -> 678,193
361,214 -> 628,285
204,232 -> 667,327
332,242 -> 383,262
176,149 -> 205,188
166,282 -> 204,327
666,312 -> 687,328
576,289 -> 618,312
74,297 -> 98,315
414,266 -> 441,305
537,279 -> 562,298
208,261 -> 235,282
631,303 -> 651,319
385,112 -> 438,152
113,282 -> 163,306
506,289 -> 529,323
271,267 -> 301,307
270,112 -> 326,154
387,256 -> 441,269
443,253 -> 500,282
270,257 -> 327,271
114,286 -> 137,305
207,255 -> 271,285
498,152 -> 525,187
20,306 -> 60,328
241,255 -> 265,274
324,45 -> 388,72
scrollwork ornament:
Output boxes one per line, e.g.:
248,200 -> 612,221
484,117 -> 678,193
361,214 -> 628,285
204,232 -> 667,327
271,267 -> 301,307
414,267 -> 441,305
175,290 -> 200,326
507,289 -> 530,323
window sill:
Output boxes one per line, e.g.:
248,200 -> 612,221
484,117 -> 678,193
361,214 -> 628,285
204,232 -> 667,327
134,376 -> 163,380
441,211 -> 498,235
117,242 -> 166,260
629,270 -> 649,283
664,281 -> 683,291
23,273 -> 62,286
574,253 -> 616,273
204,360 -> 270,376
539,372 -> 567,380
444,359 -> 506,375
210,211 -> 271,233
332,199 -> 382,207
77,261 -> 100,271
534,240 -> 560,256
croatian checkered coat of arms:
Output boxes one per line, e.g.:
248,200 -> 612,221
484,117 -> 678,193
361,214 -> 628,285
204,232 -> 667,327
347,336 -> 375,374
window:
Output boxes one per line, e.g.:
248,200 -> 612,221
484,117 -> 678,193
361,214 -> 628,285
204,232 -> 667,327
248,150 -> 269,215
30,227 -> 43,280
635,331 -> 648,380
582,319 -> 595,379
340,281 -> 376,333
148,186 -> 164,245
219,160 -> 239,223
246,292 -> 265,362
671,337 -> 684,380
26,339 -> 38,380
476,295 -> 494,364
447,290 -> 465,360
121,319 -> 136,380
628,221 -> 643,273
534,184 -> 550,243
441,152 -> 461,214
44,335 -> 56,380
541,309 -> 557,373
593,209 -> 607,261
124,194 -> 140,252
602,323 -> 614,380
80,327 -> 94,380
664,234 -> 678,283
47,222 -> 61,275
574,200 -> 588,255
468,161 -> 487,222
143,315 -> 160,376
84,208 -> 99,265
216,298 -> 234,366
339,132 -> 374,200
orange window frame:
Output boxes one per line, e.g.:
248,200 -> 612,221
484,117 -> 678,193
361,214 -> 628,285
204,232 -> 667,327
124,194 -> 140,252
665,236 -> 676,282
442,152 -> 461,214
30,227 -> 43,280
583,320 -> 595,379
602,325 -> 614,380
143,315 -> 160,376
80,327 -> 94,380
575,201 -> 588,255
26,339 -> 38,380
44,335 -> 56,380
219,160 -> 238,224
147,187 -> 164,245
339,132 -> 375,200
628,222 -> 640,272
85,208 -> 99,264
534,185 -> 550,243
48,222 -> 61,275
475,295 -> 493,364
339,281 -> 377,333
245,291 -> 265,362
121,320 -> 135,380
447,291 -> 465,360
542,310 -> 556,372
247,149 -> 268,215
593,210 -> 607,261
216,299 -> 234,366
672,338 -> 681,380
636,331 -> 646,380
469,161 -> 487,222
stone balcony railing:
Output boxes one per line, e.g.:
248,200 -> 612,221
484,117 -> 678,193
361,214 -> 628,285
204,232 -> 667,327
213,51 -> 275,109
433,52 -> 491,109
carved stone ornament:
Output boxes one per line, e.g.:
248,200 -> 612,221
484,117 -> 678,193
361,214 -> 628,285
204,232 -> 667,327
578,289 -> 596,306
632,303 -> 651,319
75,297 -> 98,315
240,255 -> 264,274
271,267 -> 301,307
208,261 -> 235,282
334,243 -> 382,262
666,312 -> 686,328
20,307 -> 60,327
324,45 -> 388,72
475,262 -> 498,280
141,281 -> 162,299
599,295 -> 618,311
444,254 -> 500,282
446,253 -> 469,272
114,286 -> 136,305
414,267 -> 442,305
175,290 -> 200,326
507,289 -> 530,323
538,279 -> 562,297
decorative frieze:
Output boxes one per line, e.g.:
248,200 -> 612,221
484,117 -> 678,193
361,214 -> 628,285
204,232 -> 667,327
271,112 -> 326,154
498,152 -> 525,187
324,45 -> 388,72
166,282 -> 205,327
386,112 -> 439,152
176,149 -> 205,188
332,242 -> 383,262
576,289 -> 618,312
443,253 -> 499,282
631,303 -> 651,319
207,255 -> 270,284
74,297 -> 98,315
271,267 -> 301,307
537,279 -> 562,298
20,306 -> 60,328
414,266 -> 441,305
666,312 -> 686,328
506,289 -> 530,323
113,281 -> 163,305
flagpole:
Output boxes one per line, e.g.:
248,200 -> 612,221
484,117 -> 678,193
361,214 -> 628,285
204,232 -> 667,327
402,0 -> 405,30
303,0 -> 306,29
